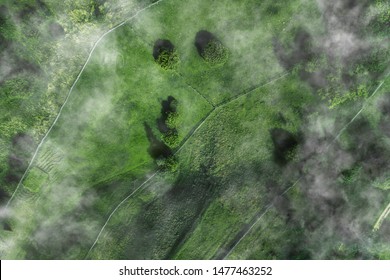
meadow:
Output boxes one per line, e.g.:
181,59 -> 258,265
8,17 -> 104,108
1,0 -> 390,259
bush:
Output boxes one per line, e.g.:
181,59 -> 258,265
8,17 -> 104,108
153,39 -> 179,70
164,156 -> 179,172
202,39 -> 228,66
156,50 -> 179,70
166,112 -> 179,129
162,131 -> 180,148
156,155 -> 179,172
194,30 -> 228,66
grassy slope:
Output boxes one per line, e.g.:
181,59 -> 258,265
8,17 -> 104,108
89,72 -> 313,259
172,73 -> 312,259
2,0 -> 389,260
4,24 -> 211,259
130,0 -> 316,105
89,0 -> 390,259
228,77 -> 390,260
42,25 -> 211,186
86,0 -> 318,259
0,0 -> 170,201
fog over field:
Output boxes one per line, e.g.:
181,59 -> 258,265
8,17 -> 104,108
0,0 -> 389,259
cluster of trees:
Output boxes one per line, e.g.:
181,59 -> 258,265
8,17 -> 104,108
64,0 -> 107,29
153,30 -> 228,69
367,0 -> 390,36
157,96 -> 179,172
144,96 -> 180,172
158,96 -> 179,148
269,128 -> 299,165
274,26 -> 389,109
156,50 -> 179,70
153,39 -> 179,70
195,30 -> 228,66
0,2 -> 56,203
272,0 -> 390,109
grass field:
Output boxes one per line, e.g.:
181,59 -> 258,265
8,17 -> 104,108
87,72 -> 314,259
227,77 -> 390,260
3,23 -> 211,259
130,0 -> 322,105
1,0 -> 390,260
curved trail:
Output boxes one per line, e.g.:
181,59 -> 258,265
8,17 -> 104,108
5,0 -> 166,210
85,108 -> 217,258
85,106 -> 217,258
222,72 -> 390,259
373,202 -> 390,232
85,170 -> 159,258
324,72 -> 390,151
222,178 -> 300,259
84,72 -> 290,258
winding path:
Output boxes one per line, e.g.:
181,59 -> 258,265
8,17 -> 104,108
222,72 -> 390,259
85,71 -> 290,258
373,201 -> 390,232
5,0 -> 166,210
7,0 -> 388,260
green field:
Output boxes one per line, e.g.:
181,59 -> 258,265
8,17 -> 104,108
2,23 -> 212,259
130,0 -> 320,105
1,0 -> 390,260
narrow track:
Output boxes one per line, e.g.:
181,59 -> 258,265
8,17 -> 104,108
373,202 -> 390,232
5,0 -> 167,210
221,72 -> 390,259
85,170 -> 160,258
84,72 -> 291,258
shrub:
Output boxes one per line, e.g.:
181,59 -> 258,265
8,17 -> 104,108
153,39 -> 179,70
194,30 -> 228,66
156,155 -> 179,172
156,49 -> 179,70
162,131 -> 180,148
202,39 -> 228,66
166,112 -> 179,130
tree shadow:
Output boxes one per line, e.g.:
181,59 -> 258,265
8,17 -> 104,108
379,93 -> 390,138
153,39 -> 175,60
269,128 -> 300,166
143,122 -> 172,160
5,133 -> 35,184
194,30 -> 216,57
118,156 -> 219,259
156,95 -> 177,134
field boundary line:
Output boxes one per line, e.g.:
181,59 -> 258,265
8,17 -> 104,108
85,170 -> 160,259
373,202 -> 390,232
83,69 -> 290,258
90,160 -> 150,188
5,0 -> 167,210
175,72 -> 291,154
175,72 -> 215,107
84,107 -> 217,258
215,71 -> 291,108
222,178 -> 300,259
175,108 -> 216,154
324,72 -> 390,151
222,71 -> 390,259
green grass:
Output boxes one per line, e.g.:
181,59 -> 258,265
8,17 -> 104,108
130,0 -> 320,105
21,24 -> 212,187
43,25 -> 211,186
22,167 -> 48,193
5,24 -> 211,259
2,0 -> 390,260
228,76 -> 390,260
173,193 -> 251,260
169,74 -> 311,259
88,72 -> 313,259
